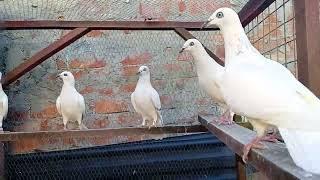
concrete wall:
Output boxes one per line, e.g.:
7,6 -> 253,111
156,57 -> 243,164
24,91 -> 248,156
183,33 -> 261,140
0,0 -> 249,153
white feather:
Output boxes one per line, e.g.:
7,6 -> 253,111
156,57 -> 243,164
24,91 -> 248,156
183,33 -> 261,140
208,7 -> 320,174
131,66 -> 163,127
57,71 -> 87,130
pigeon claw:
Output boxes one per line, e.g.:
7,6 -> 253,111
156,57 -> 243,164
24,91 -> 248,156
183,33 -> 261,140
242,137 -> 266,163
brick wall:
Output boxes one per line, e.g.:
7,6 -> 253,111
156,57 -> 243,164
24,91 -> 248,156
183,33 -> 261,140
0,0 -> 251,153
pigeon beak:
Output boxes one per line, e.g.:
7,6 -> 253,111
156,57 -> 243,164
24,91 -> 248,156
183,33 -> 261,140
179,48 -> 185,53
201,20 -> 210,29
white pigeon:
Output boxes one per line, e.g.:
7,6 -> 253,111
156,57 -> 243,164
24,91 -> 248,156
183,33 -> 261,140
0,72 -> 8,131
203,7 -> 320,174
179,39 -> 234,125
56,71 -> 87,130
131,66 -> 163,127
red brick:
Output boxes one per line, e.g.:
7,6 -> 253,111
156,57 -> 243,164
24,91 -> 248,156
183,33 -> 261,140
7,110 -> 29,121
92,118 -> 110,129
98,88 -> 113,96
30,105 -> 59,119
40,119 -> 48,131
178,0 -> 187,13
176,53 -> 193,61
11,139 -> 41,153
117,113 -> 140,127
80,86 -> 95,94
72,70 -> 85,80
121,66 -> 139,76
120,83 -> 136,93
164,64 -> 182,72
86,30 -> 104,38
70,59 -> 106,69
121,52 -> 152,66
160,95 -> 173,107
56,59 -> 67,69
94,100 -> 129,113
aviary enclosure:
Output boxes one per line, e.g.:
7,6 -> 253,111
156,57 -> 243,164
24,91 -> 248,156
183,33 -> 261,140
0,0 -> 319,179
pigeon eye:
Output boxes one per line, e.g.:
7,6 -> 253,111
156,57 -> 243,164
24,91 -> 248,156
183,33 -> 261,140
189,42 -> 194,46
143,68 -> 147,71
63,73 -> 68,76
216,12 -> 224,18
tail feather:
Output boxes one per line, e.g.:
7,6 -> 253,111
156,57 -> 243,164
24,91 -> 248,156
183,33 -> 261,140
279,128 -> 320,174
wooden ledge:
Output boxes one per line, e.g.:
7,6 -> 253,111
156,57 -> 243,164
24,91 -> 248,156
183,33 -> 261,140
199,115 -> 320,180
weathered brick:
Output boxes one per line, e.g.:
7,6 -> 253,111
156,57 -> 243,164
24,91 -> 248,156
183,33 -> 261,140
117,113 -> 141,127
94,100 -> 129,114
121,52 -> 152,66
121,66 -> 139,76
30,105 -> 59,119
92,118 -> 110,129
120,83 -> 136,93
70,59 -> 106,69
56,59 -> 67,69
178,0 -> 187,13
86,30 -> 104,38
80,86 -> 95,94
98,88 -> 113,96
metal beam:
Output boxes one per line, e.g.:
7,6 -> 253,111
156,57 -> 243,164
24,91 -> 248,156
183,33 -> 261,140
2,28 -> 91,86
0,21 -> 219,30
238,0 -> 276,27
294,0 -> 320,96
0,125 -> 207,142
174,28 -> 224,66
199,115 -> 320,180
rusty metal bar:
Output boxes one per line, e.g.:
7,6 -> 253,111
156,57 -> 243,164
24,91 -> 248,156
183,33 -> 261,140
294,0 -> 320,96
0,21 -> 218,30
0,125 -> 207,142
199,115 -> 320,180
1,28 -> 91,86
238,0 -> 276,27
174,28 -> 224,66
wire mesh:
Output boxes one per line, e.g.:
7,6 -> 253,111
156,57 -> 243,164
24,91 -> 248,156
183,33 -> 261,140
0,0 -> 248,21
5,133 -> 236,179
244,0 -> 297,77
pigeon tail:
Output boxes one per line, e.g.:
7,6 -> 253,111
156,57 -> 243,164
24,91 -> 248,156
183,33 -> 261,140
279,128 -> 320,174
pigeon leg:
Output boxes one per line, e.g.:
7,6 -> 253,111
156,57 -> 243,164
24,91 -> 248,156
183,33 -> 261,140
214,109 -> 234,125
242,137 -> 265,163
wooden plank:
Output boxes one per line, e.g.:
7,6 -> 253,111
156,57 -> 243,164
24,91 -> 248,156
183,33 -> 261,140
238,0 -> 276,27
294,0 -> 320,96
0,21 -> 219,30
199,115 -> 320,180
1,28 -> 91,86
174,28 -> 224,66
0,125 -> 207,142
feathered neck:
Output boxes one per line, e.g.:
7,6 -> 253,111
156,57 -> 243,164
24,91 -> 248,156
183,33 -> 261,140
190,46 -> 221,73
62,80 -> 75,88
220,21 -> 261,66
137,74 -> 151,86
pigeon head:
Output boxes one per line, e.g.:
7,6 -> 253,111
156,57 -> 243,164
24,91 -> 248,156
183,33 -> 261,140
137,65 -> 150,76
57,71 -> 75,85
179,39 -> 203,53
202,8 -> 240,29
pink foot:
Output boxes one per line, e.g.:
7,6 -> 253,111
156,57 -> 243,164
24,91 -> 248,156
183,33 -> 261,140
242,137 -> 265,163
214,110 -> 234,125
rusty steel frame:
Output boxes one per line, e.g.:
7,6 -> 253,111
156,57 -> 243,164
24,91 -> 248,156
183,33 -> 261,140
2,28 -> 91,86
294,0 -> 320,96
0,125 -> 207,142
0,21 -> 218,30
